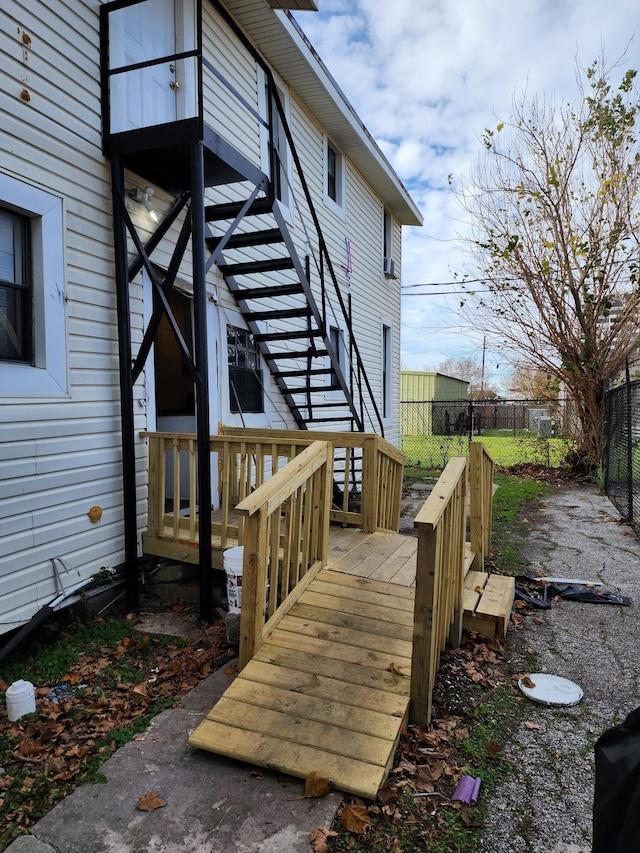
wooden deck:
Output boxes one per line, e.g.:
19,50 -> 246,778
188,527 -> 514,798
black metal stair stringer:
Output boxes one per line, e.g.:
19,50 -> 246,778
206,195 -> 364,431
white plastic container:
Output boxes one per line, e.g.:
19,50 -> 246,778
224,546 -> 244,614
6,679 -> 36,721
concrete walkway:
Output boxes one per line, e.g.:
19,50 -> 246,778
5,664 -> 341,853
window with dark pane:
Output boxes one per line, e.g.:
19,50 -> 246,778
227,325 -> 264,413
327,142 -> 338,202
0,209 -> 31,363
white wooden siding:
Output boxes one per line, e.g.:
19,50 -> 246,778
0,0 -> 404,636
0,0 -> 149,633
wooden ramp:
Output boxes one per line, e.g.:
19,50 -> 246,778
188,528 -> 514,797
188,566 -> 414,799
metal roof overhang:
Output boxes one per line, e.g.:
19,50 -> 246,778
222,1 -> 423,226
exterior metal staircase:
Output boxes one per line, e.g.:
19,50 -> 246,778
205,189 -> 364,431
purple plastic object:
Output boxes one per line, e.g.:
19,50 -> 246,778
451,775 -> 482,804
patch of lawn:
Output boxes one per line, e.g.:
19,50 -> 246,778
489,470 -> 554,575
0,612 -> 231,850
402,434 -> 574,470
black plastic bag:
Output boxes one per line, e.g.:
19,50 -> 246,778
593,706 -> 640,852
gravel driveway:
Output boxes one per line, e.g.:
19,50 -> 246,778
478,484 -> 640,853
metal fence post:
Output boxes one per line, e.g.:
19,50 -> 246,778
626,360 -> 634,523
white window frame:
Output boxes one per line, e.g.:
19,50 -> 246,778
220,310 -> 271,428
382,207 -> 396,279
326,322 -> 348,391
257,67 -> 293,219
382,322 -> 392,422
324,135 -> 346,217
0,173 -> 67,396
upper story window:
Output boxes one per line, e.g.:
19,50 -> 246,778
383,207 -> 397,278
382,323 -> 392,419
258,69 -> 292,210
0,174 -> 66,396
324,137 -> 345,216
327,324 -> 347,389
227,325 -> 264,413
0,210 -> 31,363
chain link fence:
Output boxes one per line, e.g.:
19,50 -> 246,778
401,397 -> 577,470
604,379 -> 640,533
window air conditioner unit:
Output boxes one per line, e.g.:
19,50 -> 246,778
383,257 -> 396,278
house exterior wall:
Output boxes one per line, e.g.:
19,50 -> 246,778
0,0 -> 136,632
0,0 -> 413,636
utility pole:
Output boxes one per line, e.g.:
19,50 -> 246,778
480,336 -> 486,399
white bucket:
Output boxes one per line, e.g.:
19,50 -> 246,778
224,546 -> 244,614
6,679 -> 36,721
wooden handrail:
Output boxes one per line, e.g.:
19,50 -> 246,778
235,441 -> 334,669
469,442 -> 496,571
220,426 -> 405,533
410,456 -> 468,727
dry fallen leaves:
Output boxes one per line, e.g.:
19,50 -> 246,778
486,740 -> 502,759
137,792 -> 167,812
308,826 -> 338,853
304,771 -> 333,798
340,803 -> 372,834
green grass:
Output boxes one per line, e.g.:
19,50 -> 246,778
489,470 -> 552,574
402,434 -> 574,470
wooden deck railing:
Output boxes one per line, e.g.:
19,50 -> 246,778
142,432 -> 317,563
220,426 -> 404,533
235,441 -> 334,669
469,441 -> 495,571
410,456 -> 468,727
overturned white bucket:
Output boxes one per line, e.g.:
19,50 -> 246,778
6,679 -> 36,721
224,546 -> 244,614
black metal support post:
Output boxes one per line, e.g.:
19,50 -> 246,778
626,359 -> 634,523
191,142 -> 213,621
111,157 -> 139,612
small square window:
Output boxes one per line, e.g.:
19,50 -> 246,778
227,325 -> 264,413
0,209 -> 31,363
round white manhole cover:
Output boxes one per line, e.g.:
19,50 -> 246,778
517,673 -> 584,706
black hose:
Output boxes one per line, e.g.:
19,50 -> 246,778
0,605 -> 54,665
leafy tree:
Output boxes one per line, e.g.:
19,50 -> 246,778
460,59 -> 640,473
433,355 -> 499,399
508,364 -> 560,401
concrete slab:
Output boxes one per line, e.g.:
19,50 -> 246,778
6,662 -> 341,853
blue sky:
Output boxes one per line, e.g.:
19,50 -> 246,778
293,1 -> 638,392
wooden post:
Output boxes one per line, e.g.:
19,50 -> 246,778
449,469 -> 467,648
146,435 -> 164,539
319,446 -> 333,565
470,442 -> 484,571
238,510 -> 269,669
484,451 -> 494,556
410,522 -> 438,727
362,436 -> 379,533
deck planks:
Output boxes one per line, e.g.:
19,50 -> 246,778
188,527 -> 512,798
188,563 -> 413,799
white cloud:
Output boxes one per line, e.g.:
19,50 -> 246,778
295,1 -> 638,388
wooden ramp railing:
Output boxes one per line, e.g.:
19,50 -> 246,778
235,440 -> 334,668
469,441 -> 495,571
187,440 -> 507,796
141,429 -> 404,568
220,426 -> 405,533
410,456 -> 468,727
